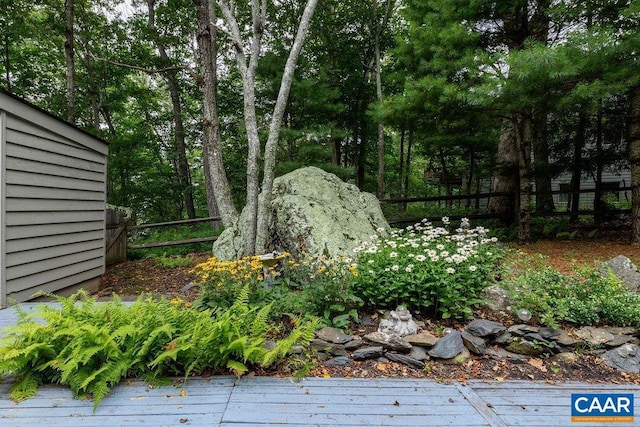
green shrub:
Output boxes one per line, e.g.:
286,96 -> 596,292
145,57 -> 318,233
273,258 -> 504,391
352,218 -> 503,319
0,290 -> 317,408
192,255 -> 362,328
503,259 -> 640,328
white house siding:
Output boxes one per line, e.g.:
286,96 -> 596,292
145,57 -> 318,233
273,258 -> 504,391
0,93 -> 108,307
551,170 -> 631,210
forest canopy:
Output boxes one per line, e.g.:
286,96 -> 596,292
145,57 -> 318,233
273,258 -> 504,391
1,0 -> 638,246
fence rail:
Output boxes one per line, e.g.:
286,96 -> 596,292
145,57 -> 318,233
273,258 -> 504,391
108,186 -> 631,257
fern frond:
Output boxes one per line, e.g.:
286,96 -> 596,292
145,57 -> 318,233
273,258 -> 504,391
226,359 -> 248,377
9,372 -> 40,402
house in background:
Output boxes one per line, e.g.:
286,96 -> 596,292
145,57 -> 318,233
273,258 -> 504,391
0,90 -> 109,308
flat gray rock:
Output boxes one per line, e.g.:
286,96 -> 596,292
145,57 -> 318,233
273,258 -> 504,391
428,331 -> 464,359
466,319 -> 506,337
461,331 -> 487,354
316,327 -> 353,344
325,356 -> 353,367
352,346 -> 384,360
601,344 -> 640,374
404,332 -> 438,347
364,332 -> 412,352
384,352 -> 425,369
575,326 -> 615,345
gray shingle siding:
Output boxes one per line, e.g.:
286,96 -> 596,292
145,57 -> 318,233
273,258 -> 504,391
0,92 -> 108,307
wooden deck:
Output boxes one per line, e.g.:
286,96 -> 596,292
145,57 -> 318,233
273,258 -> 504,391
2,305 -> 640,426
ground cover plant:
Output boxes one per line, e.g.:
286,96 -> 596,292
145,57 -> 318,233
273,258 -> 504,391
502,255 -> 640,328
0,290 -> 317,408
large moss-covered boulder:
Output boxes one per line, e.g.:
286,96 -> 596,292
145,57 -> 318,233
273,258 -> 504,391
212,167 -> 389,260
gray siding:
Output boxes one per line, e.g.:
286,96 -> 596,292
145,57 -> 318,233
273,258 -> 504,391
1,93 -> 108,307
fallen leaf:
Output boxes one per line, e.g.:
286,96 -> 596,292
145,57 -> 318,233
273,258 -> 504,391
495,376 -> 504,382
180,389 -> 186,397
528,358 -> 547,373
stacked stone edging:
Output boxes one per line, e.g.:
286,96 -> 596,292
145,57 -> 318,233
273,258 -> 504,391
311,319 -> 640,374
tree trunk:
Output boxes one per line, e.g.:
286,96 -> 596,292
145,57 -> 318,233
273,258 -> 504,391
64,0 -> 75,122
516,113 -> 533,242
255,0 -> 320,254
570,111 -> 587,224
488,120 -> 519,225
398,128 -> 405,212
594,106 -> 604,225
403,129 -> 412,200
194,0 -> 236,227
218,0 -> 265,256
147,0 -> 195,219
630,85 -> 640,244
4,35 -> 11,91
533,111 -> 554,212
375,30 -> 384,198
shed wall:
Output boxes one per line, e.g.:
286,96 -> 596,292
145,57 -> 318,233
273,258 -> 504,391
1,103 -> 107,306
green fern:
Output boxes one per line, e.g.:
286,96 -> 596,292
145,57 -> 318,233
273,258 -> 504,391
0,289 -> 319,409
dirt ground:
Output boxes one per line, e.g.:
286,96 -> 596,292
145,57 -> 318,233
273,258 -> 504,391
99,237 -> 640,384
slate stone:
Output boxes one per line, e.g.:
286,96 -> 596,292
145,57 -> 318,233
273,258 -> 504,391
603,326 -> 639,337
605,334 -> 634,348
601,344 -> 640,374
552,330 -> 578,346
539,327 -> 562,339
325,356 -> 353,367
310,339 -> 346,355
409,346 -> 428,361
316,327 -> 353,344
441,347 -> 472,365
384,352 -> 426,369
575,326 -> 615,345
461,331 -> 487,355
506,338 -> 546,357
507,324 -> 539,336
405,332 -> 438,347
364,332 -> 412,352
428,331 -> 464,359
466,319 -> 506,337
484,347 -> 528,364
352,346 -> 384,360
493,332 -> 512,345
344,339 -> 366,351
553,352 -> 580,364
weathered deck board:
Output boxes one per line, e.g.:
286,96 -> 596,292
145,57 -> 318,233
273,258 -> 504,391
2,304 -> 640,426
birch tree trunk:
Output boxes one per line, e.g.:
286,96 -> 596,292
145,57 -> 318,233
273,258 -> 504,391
194,0 -> 236,227
64,0 -> 75,122
218,0 -> 265,256
630,85 -> 640,244
255,0 -> 320,254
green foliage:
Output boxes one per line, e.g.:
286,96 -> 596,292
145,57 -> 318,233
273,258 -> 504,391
0,290 -> 317,408
352,218 -> 503,319
128,223 -> 221,259
193,255 -> 362,329
155,255 -> 195,268
502,258 -> 640,328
